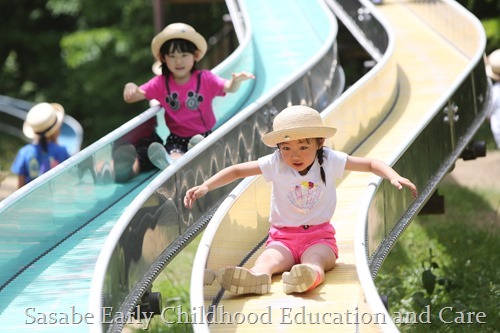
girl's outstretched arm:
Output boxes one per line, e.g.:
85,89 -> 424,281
345,156 -> 418,198
184,161 -> 262,208
223,72 -> 255,93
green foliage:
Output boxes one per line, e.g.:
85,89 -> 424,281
61,28 -> 126,68
457,0 -> 500,19
420,249 -> 443,296
46,0 -> 81,17
483,18 -> 500,53
126,234 -> 201,333
376,183 -> 500,332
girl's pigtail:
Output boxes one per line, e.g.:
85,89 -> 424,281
40,134 -> 48,153
161,62 -> 168,76
317,147 -> 326,184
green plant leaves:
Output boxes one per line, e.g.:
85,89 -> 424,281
422,269 -> 436,295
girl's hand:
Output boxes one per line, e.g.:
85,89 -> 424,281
123,83 -> 138,100
390,177 -> 418,199
123,82 -> 146,103
224,72 -> 255,93
184,185 -> 209,208
232,72 -> 255,82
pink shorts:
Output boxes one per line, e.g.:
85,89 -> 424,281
266,222 -> 338,263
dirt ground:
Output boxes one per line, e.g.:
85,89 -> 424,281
0,174 -> 16,201
1,151 -> 499,201
442,149 -> 500,190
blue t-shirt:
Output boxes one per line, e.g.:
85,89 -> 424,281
11,143 -> 70,184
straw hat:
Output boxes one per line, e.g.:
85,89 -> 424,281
261,105 -> 337,147
152,60 -> 162,76
486,49 -> 500,81
151,23 -> 207,62
23,102 -> 65,139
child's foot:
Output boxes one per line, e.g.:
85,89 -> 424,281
282,264 -> 321,294
204,269 -> 216,286
147,142 -> 173,170
188,134 -> 205,150
217,266 -> 271,295
113,144 -> 139,182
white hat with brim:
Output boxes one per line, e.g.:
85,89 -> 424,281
23,102 -> 65,139
151,23 -> 207,62
261,105 -> 337,147
487,50 -> 500,81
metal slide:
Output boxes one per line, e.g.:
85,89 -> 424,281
88,0 -> 343,332
190,0 -> 491,332
0,0 -> 344,332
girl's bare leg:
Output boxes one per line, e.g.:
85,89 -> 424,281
251,244 -> 295,276
169,151 -> 183,160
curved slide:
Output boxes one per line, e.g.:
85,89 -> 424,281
88,0 -> 343,332
0,0 -> 343,332
190,0 -> 490,332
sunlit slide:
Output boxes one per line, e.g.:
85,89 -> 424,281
190,0 -> 490,332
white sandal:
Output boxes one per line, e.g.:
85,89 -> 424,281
217,266 -> 271,295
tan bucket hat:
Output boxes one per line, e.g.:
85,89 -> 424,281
151,23 -> 207,62
486,49 -> 500,81
23,102 -> 65,139
261,105 -> 337,147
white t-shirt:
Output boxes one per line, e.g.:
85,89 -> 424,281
258,148 -> 347,227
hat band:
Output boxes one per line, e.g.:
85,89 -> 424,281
35,117 -> 58,135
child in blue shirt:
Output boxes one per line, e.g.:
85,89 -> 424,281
11,102 -> 70,188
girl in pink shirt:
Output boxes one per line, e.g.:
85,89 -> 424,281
124,23 -> 254,161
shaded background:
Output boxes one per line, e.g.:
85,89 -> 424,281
0,0 -> 499,147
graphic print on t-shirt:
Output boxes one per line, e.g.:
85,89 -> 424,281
166,90 -> 204,111
28,157 -> 40,179
28,154 -> 59,181
287,180 -> 323,213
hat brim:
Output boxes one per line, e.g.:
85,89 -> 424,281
151,30 -> 207,62
487,64 -> 500,81
261,126 -> 337,147
23,103 -> 65,139
152,60 -> 162,75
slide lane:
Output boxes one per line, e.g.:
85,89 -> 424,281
88,0 -> 342,331
190,0 -> 489,332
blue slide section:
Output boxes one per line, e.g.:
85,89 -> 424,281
0,0 -> 336,331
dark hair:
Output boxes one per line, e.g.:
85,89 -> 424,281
317,146 -> 326,184
159,38 -> 198,76
39,135 -> 48,153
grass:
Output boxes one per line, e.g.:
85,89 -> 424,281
375,183 -> 499,332
125,234 -> 202,333
375,124 -> 500,332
